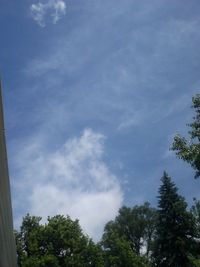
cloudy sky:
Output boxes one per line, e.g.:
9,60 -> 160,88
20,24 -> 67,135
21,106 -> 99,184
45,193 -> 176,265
1,0 -> 200,240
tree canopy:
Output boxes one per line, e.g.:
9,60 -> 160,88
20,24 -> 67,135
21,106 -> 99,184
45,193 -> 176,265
16,214 -> 104,267
102,203 -> 156,257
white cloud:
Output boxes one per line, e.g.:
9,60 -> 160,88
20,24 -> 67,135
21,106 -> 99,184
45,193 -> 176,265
30,0 -> 66,27
14,129 -> 123,240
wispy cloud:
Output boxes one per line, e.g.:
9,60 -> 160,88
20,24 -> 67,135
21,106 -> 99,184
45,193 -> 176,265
30,0 -> 66,27
13,129 -> 123,240
25,2 -> 200,132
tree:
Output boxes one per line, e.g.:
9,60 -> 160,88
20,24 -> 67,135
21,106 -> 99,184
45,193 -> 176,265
101,223 -> 151,267
44,215 -> 104,267
15,214 -> 59,267
139,202 -> 157,258
15,214 -> 44,266
172,94 -> 200,178
15,214 -> 104,267
191,198 -> 200,238
83,240 -> 104,267
101,203 -> 156,266
102,203 -> 157,256
189,199 -> 200,263
153,172 -> 195,266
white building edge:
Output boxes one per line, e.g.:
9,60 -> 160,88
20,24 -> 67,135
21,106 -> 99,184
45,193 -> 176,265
0,79 -> 18,267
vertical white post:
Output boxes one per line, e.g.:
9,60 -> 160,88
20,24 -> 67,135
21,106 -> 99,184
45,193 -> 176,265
0,79 -> 17,267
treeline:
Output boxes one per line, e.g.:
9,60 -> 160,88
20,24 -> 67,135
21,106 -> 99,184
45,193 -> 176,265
15,173 -> 200,267
15,94 -> 200,267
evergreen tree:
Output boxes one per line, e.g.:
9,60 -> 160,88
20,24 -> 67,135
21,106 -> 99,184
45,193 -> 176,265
189,199 -> 200,263
153,172 -> 195,267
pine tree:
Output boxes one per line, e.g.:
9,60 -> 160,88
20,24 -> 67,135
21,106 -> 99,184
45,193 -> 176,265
153,172 -> 194,267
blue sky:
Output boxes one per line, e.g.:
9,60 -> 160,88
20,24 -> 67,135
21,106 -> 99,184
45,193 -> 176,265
1,0 -> 200,240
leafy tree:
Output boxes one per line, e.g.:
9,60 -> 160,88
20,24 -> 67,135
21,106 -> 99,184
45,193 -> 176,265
15,214 -> 44,266
153,172 -> 195,266
101,224 -> 151,267
102,203 -> 157,256
44,215 -> 104,267
142,203 -> 158,257
172,94 -> 200,178
43,215 -> 86,266
20,254 -> 59,267
15,214 -> 104,267
83,240 -> 104,267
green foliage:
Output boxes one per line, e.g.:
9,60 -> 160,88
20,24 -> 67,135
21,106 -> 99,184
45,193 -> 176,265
15,214 -> 44,266
84,240 -> 105,267
172,94 -> 200,178
190,199 -> 200,260
16,210 -> 154,267
153,172 -> 195,266
44,215 -> 87,266
15,214 -> 104,267
191,199 -> 200,237
101,204 -> 155,267
188,255 -> 200,267
102,228 -> 151,267
102,203 -> 157,256
21,254 -> 59,267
